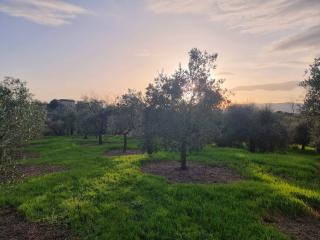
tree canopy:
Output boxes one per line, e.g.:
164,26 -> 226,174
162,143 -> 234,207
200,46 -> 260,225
144,48 -> 229,169
0,77 -> 46,180
300,57 -> 320,152
300,58 -> 320,116
113,89 -> 144,152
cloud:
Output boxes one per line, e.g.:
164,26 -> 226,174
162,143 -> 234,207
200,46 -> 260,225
233,81 -> 300,91
147,0 -> 320,33
146,0 -> 320,51
0,0 -> 90,26
270,26 -> 320,51
247,59 -> 310,69
146,0 -> 212,15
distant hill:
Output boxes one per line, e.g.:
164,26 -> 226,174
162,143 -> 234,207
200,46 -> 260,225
232,102 -> 302,113
254,102 -> 302,113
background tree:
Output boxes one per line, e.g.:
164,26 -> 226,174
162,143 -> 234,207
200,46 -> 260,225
85,98 -> 110,145
143,78 -> 172,155
311,121 -> 320,153
218,106 -> 288,152
145,49 -> 229,170
0,77 -> 46,180
113,90 -> 144,153
294,121 -> 311,150
141,106 -> 157,154
46,100 -> 65,135
300,57 -> 320,152
46,100 -> 76,136
250,109 -> 288,152
218,105 -> 256,148
75,100 -> 93,139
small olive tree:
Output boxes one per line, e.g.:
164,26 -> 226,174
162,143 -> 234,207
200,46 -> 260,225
218,106 -> 288,152
145,49 -> 229,169
218,105 -> 256,149
46,100 -> 76,136
85,97 -> 111,145
250,109 -> 288,152
142,105 -> 162,154
294,120 -> 311,150
0,77 -> 46,180
113,90 -> 144,153
75,101 -> 93,139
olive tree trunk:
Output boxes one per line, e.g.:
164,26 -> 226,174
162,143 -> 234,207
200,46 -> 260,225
316,143 -> 320,154
98,133 -> 103,145
123,133 -> 127,153
249,138 -> 256,152
180,140 -> 187,170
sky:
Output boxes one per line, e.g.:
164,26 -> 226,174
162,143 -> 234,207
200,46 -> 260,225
0,0 -> 319,103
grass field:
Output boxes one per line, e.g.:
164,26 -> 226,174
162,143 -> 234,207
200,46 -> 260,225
0,136 -> 319,239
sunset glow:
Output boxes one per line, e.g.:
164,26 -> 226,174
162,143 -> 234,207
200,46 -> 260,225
1,0 -> 318,103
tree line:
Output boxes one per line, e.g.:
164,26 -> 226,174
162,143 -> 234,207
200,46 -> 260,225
1,49 -> 319,178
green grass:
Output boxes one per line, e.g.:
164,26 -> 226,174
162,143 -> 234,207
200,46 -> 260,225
0,136 -> 319,239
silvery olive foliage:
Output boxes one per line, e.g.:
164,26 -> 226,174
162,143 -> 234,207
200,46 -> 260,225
144,48 -> 229,169
0,77 -> 46,181
300,58 -> 320,152
113,89 -> 144,152
82,97 -> 111,145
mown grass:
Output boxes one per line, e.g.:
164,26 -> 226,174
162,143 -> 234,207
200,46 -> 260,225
0,136 -> 319,239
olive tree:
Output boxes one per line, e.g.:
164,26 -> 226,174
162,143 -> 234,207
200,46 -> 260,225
218,105 -> 256,149
141,106 -> 158,154
218,105 -> 288,152
85,97 -> 110,145
75,100 -> 94,139
145,49 -> 229,170
294,120 -> 311,150
300,58 -> 320,152
113,90 -> 144,153
0,77 -> 46,180
46,100 -> 76,136
250,109 -> 288,152
300,58 -> 320,115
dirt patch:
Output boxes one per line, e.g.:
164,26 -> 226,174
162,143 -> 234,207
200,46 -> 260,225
0,165 -> 67,184
79,141 -> 113,146
15,165 -> 67,179
141,161 -> 242,183
263,213 -> 320,240
0,208 -> 72,240
105,149 -> 144,157
15,151 -> 41,160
